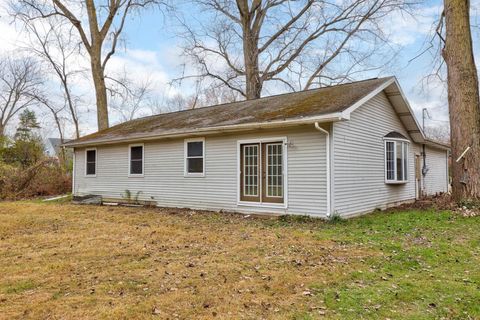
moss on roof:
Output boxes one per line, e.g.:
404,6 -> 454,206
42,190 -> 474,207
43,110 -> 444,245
67,77 -> 393,146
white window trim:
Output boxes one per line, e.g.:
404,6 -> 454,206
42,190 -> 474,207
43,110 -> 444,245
384,139 -> 409,184
236,137 -> 288,209
84,148 -> 97,177
128,143 -> 144,177
184,137 -> 205,177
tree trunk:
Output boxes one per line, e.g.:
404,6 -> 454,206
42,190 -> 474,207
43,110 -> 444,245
442,0 -> 480,202
243,36 -> 262,100
90,48 -> 109,131
68,101 -> 80,139
239,0 -> 262,100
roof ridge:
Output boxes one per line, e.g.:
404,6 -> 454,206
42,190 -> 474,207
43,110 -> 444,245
66,76 -> 395,146
118,76 -> 392,125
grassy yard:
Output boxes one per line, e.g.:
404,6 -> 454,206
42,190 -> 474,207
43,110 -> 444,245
0,202 -> 478,320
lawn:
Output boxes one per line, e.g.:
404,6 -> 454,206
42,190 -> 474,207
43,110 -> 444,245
0,202 -> 478,319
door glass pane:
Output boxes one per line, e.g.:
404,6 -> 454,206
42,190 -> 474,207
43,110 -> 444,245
243,145 -> 258,196
266,143 -> 283,197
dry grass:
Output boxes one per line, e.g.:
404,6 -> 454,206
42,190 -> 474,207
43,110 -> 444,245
0,202 -> 478,319
0,202 -> 369,319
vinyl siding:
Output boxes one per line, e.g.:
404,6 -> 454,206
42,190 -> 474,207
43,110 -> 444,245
333,91 -> 418,217
423,146 -> 449,195
74,126 -> 328,217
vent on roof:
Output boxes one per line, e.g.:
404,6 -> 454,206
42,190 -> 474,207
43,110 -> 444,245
384,131 -> 408,140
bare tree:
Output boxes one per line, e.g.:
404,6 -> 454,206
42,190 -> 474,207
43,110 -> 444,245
35,95 -> 67,143
439,0 -> 480,202
12,0 -> 167,131
17,16 -> 83,138
177,0 -> 413,100
201,85 -> 241,106
108,72 -> 152,122
156,82 -> 242,113
0,57 -> 42,138
424,123 -> 450,144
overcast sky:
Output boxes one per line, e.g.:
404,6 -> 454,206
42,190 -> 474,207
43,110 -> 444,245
1,0 -> 478,138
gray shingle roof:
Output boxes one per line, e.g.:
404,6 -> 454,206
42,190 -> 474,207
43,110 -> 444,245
65,77 -> 393,147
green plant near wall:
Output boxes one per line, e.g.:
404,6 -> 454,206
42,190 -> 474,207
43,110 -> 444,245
328,211 -> 344,224
121,189 -> 142,205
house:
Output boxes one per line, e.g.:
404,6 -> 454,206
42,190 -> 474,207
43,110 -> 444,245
64,77 -> 450,218
47,138 -> 72,160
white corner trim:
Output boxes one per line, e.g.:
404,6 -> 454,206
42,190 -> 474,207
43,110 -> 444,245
72,148 -> 76,194
184,137 -> 205,177
128,143 -> 145,177
84,148 -> 97,177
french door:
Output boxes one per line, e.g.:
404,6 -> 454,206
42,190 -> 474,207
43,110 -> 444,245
240,141 -> 284,203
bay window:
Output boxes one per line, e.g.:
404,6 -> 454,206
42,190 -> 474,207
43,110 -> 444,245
385,133 -> 409,183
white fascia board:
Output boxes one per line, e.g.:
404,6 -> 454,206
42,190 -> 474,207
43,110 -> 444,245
388,78 -> 428,142
342,77 -> 396,117
63,113 -> 347,148
342,77 -> 429,145
424,139 -> 451,151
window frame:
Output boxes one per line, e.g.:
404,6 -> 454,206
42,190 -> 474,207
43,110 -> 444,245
84,148 -> 97,177
184,137 -> 205,177
384,138 -> 409,184
128,143 -> 144,177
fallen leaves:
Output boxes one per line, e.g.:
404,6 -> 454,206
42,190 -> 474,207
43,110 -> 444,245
2,202 -> 478,319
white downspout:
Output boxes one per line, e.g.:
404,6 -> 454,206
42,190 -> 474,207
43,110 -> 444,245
72,148 -> 75,196
314,122 -> 331,217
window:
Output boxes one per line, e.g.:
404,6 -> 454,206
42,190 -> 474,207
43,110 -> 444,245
129,145 -> 144,176
385,136 -> 409,183
85,149 -> 96,176
185,138 -> 204,176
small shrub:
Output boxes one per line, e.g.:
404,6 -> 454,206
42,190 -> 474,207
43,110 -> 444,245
328,211 -> 344,224
121,189 -> 142,204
